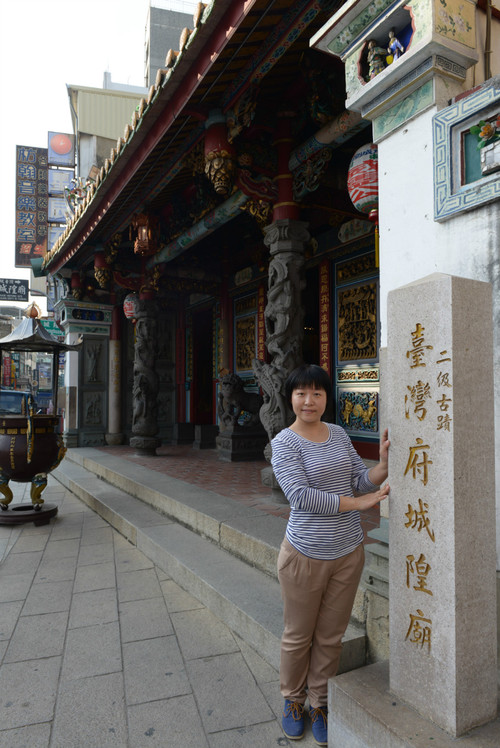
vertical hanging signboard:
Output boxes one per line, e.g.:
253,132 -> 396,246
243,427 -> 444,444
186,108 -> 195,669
257,284 -> 266,362
15,146 -> 48,267
319,260 -> 331,374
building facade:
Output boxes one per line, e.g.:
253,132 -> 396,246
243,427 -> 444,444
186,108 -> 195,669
37,0 -> 500,656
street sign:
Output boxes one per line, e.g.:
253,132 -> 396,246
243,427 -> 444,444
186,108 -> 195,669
0,279 -> 29,302
40,319 -> 65,338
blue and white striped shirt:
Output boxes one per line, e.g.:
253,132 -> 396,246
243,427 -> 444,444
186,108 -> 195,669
271,424 -> 377,560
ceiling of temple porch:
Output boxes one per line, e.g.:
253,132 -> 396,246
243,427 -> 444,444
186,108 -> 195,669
46,0 -> 363,283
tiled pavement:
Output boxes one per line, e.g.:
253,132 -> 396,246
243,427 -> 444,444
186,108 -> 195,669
0,475 -> 323,748
4,446 -> 496,746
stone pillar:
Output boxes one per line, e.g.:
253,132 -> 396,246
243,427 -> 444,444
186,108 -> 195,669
252,106 -> 307,443
105,303 -> 123,445
130,298 -> 160,456
252,112 -> 309,494
253,218 -> 309,500
387,273 -> 496,736
253,218 -> 308,444
62,333 -> 80,448
54,298 -> 114,447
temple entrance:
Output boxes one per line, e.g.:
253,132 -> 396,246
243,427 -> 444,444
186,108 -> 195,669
190,307 -> 213,425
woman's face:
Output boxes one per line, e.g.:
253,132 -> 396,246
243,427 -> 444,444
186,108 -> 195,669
291,385 -> 327,425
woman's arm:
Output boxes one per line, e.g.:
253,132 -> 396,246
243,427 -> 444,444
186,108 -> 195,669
344,427 -> 390,511
368,427 -> 390,486
271,429 -> 390,514
271,436 -> 341,514
338,482 -> 389,513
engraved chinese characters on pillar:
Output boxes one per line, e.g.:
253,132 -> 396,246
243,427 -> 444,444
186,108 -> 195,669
404,437 -> 432,486
388,275 -> 496,735
404,493 -> 435,652
436,350 -> 453,431
406,553 -> 433,595
402,323 -> 453,654
406,323 -> 433,368
404,497 -> 435,542
406,609 -> 432,651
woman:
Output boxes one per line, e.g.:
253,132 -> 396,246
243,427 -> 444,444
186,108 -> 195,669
271,364 -> 389,745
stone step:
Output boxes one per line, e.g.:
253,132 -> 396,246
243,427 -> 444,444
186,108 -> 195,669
54,449 -> 367,673
365,542 -> 388,561
328,661 -> 500,747
63,448 -> 287,578
366,517 -> 388,545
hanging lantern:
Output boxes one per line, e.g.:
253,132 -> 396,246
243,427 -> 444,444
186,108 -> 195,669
347,143 -> 379,265
130,213 -> 159,257
347,143 -> 378,219
123,292 -> 139,322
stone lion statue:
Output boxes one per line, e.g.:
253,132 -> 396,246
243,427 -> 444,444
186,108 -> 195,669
218,373 -> 263,431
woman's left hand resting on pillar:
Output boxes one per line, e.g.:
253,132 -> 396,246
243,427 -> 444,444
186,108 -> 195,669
337,427 -> 390,513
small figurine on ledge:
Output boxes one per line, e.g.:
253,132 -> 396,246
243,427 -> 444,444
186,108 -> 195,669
387,28 -> 404,62
367,40 -> 387,80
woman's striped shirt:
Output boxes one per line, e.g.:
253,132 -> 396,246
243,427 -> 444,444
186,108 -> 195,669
271,424 -> 378,560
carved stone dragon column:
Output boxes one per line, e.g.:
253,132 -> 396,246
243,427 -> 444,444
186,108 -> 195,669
130,298 -> 161,456
252,112 -> 310,497
252,218 -> 309,461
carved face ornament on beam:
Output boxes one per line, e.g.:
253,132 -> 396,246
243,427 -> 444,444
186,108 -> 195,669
71,271 -> 84,300
94,250 -> 111,290
204,110 -> 236,198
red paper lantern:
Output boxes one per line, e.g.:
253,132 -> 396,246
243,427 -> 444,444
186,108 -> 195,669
123,293 -> 139,321
347,143 -> 378,218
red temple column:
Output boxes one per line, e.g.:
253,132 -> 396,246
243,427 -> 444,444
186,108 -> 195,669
272,112 -> 300,222
106,297 -> 123,445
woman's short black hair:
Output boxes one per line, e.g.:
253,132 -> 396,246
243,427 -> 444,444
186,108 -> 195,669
285,364 -> 332,407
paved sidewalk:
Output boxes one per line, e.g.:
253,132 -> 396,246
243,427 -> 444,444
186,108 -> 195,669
0,478 -> 320,747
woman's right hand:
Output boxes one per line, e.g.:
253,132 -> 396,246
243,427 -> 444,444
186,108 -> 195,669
339,483 -> 390,513
358,483 -> 390,510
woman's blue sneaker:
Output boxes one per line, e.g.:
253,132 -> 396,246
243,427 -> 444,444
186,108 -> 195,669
310,706 -> 328,745
282,699 -> 305,740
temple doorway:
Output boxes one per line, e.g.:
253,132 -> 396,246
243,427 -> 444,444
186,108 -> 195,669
190,307 -> 214,424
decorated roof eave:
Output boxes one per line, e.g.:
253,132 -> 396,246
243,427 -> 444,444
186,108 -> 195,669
42,0 -> 247,276
42,0 -> 338,277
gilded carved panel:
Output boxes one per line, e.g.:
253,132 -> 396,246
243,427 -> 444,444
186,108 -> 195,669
235,315 -> 257,373
338,389 -> 379,434
337,281 -> 378,363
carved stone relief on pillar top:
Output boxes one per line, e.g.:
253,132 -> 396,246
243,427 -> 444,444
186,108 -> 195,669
263,219 -> 310,253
